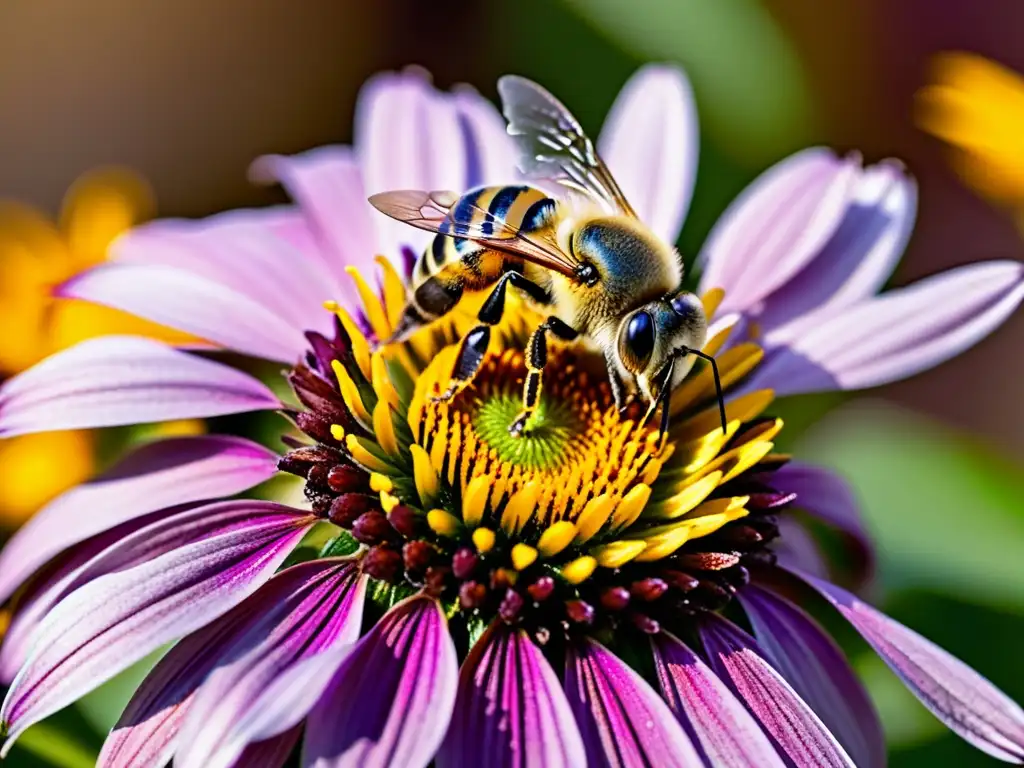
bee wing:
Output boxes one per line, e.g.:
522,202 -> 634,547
369,189 -> 579,277
497,75 -> 638,219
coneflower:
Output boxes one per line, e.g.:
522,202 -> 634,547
0,65 -> 1021,768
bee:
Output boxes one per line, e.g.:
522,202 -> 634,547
369,75 -> 726,437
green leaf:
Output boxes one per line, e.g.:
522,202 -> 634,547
796,400 -> 1024,611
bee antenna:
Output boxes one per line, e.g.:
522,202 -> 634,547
682,348 -> 728,434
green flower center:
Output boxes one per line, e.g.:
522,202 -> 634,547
472,392 -> 580,471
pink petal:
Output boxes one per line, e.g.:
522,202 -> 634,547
564,637 -> 702,768
0,502 -> 313,752
795,571 -> 1024,763
698,613 -> 855,767
176,563 -> 366,768
355,69 -> 468,256
453,87 -> 519,187
738,586 -> 886,768
770,461 -> 876,584
651,631 -> 786,767
698,149 -> 860,313
749,260 -> 1024,395
437,624 -> 586,767
759,162 -> 917,338
98,560 -> 352,768
598,64 -> 699,244
0,336 -> 280,437
112,210 -> 342,338
0,510 -> 177,682
303,595 -> 458,768
61,263 -> 308,363
250,147 -> 377,295
0,434 -> 279,605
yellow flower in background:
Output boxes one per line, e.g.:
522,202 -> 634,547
917,52 -> 1024,215
0,169 -> 200,525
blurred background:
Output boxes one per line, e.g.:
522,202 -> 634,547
1,0 -> 1022,765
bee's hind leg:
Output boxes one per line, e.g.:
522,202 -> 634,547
433,270 -> 549,403
509,316 -> 579,437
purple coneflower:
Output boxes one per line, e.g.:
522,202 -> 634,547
0,66 -> 1022,767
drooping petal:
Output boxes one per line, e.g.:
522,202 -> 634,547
793,571 -> 1024,763
698,149 -> 860,313
98,560 -> 352,768
769,461 -> 875,584
454,87 -> 518,188
437,624 -> 586,767
250,147 -> 377,293
748,260 -> 1024,395
598,64 -> 699,244
0,336 -> 280,437
356,69 -> 468,256
698,613 -> 855,767
771,516 -> 830,579
564,637 -> 702,768
112,210 -> 341,338
738,586 -> 886,768
757,161 -> 917,336
303,595 -> 458,768
651,631 -> 786,767
175,563 -> 366,768
61,263 -> 308,362
0,510 -> 176,681
0,435 -> 279,604
0,502 -> 313,751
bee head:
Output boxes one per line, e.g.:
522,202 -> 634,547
617,291 -> 708,402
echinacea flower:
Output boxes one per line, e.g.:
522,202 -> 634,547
917,51 -> 1024,216
0,65 -> 1021,768
0,171 -> 199,525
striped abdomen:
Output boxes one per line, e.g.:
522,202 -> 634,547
391,185 -> 555,341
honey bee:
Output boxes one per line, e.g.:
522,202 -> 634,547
369,75 -> 726,437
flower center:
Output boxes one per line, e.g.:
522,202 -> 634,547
280,262 -> 791,642
412,348 -> 667,530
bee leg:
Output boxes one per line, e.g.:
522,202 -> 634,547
433,270 -> 548,402
509,316 -> 579,437
604,352 -> 629,412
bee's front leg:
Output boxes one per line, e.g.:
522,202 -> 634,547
509,316 -> 579,437
433,270 -> 549,403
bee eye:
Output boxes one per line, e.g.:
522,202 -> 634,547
619,310 -> 656,372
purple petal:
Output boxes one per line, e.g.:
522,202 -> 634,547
770,461 -> 876,584
250,147 -> 377,294
98,560 -> 353,768
738,585 -> 886,768
0,435 -> 279,605
748,260 -> 1024,395
651,631 -> 786,767
453,87 -> 518,188
0,502 -> 313,751
598,64 -> 699,244
793,571 -> 1024,763
564,637 -> 702,768
112,210 -> 342,338
229,726 -> 301,768
698,148 -> 860,313
437,624 -> 586,768
0,336 -> 280,437
175,563 -> 366,768
61,263 -> 308,362
698,613 -> 855,767
758,161 -> 917,336
355,70 -> 468,256
771,515 -> 830,580
303,595 -> 458,768
0,510 -> 179,682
